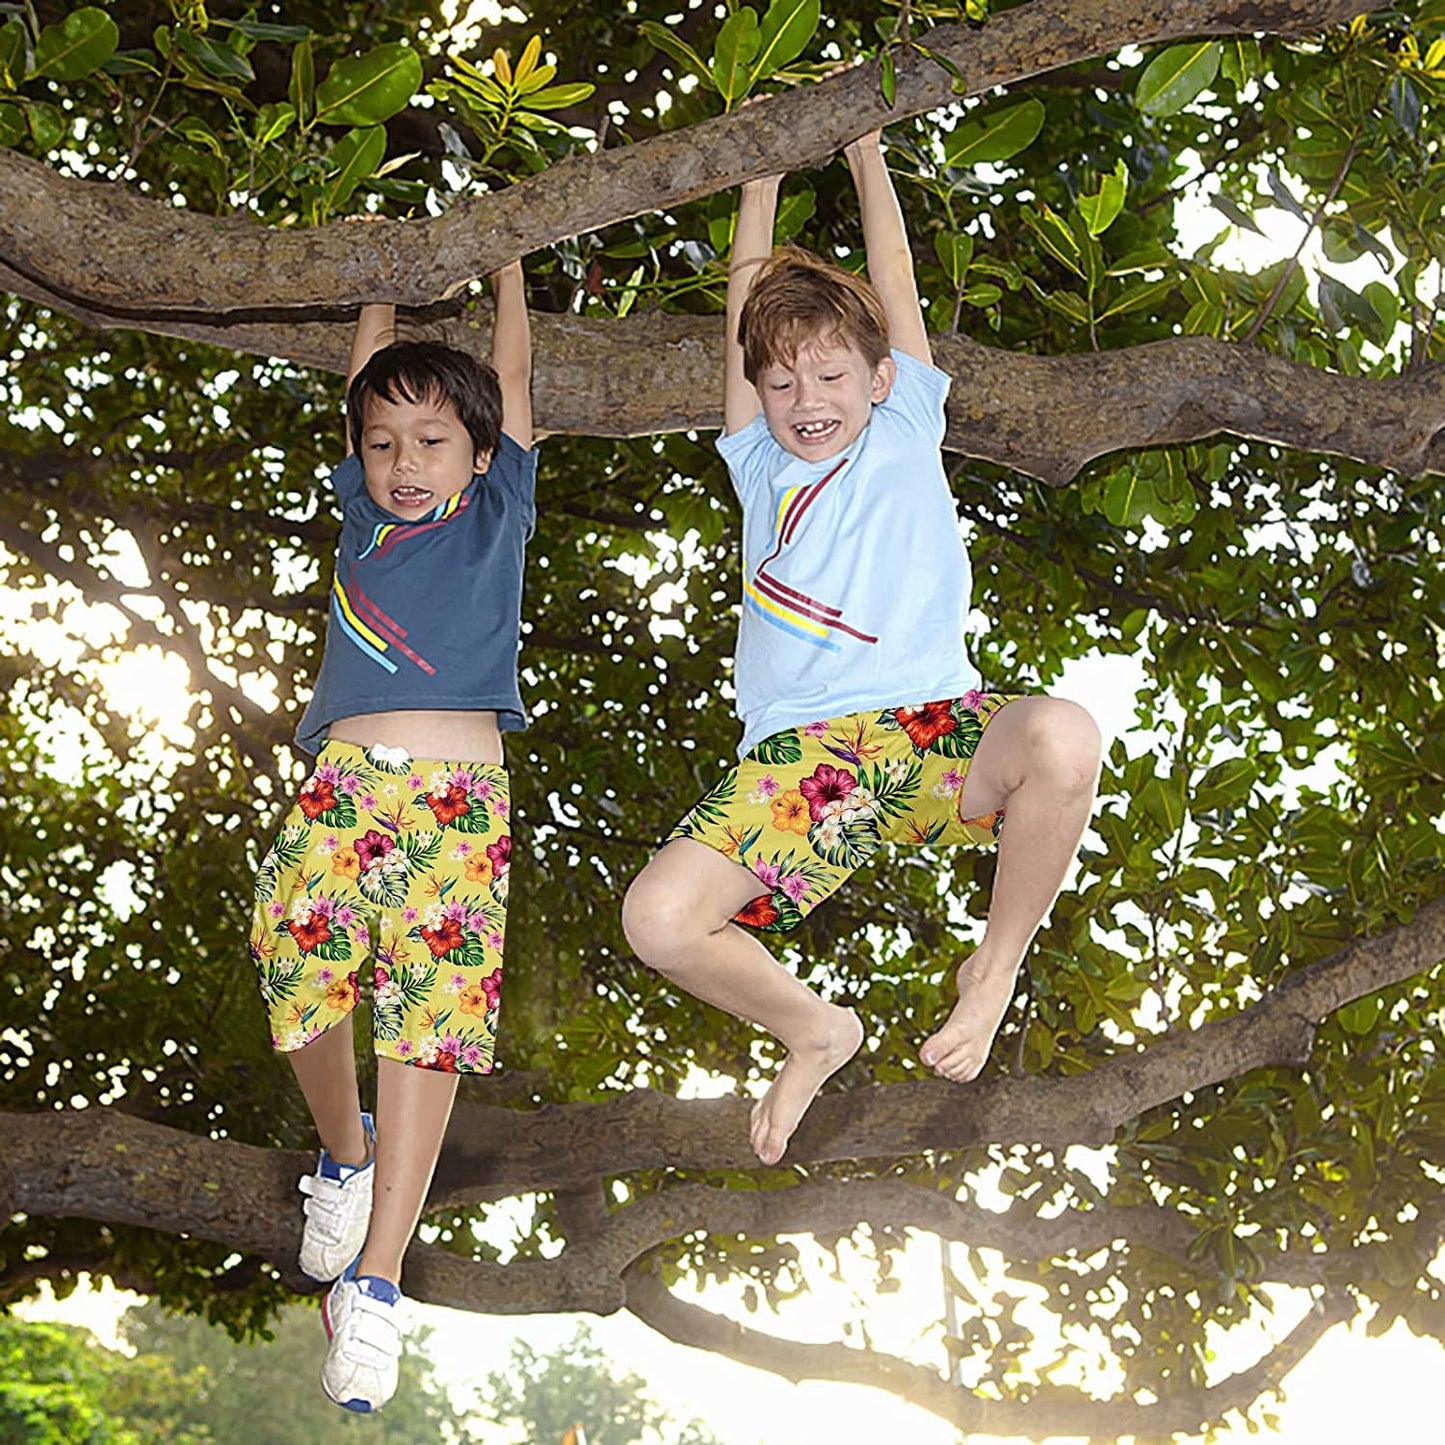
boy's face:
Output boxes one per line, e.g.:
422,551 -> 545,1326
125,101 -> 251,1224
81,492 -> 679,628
359,390 -> 489,518
755,336 -> 896,462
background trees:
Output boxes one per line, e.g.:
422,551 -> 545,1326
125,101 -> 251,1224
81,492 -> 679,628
1,0 -> 1442,1436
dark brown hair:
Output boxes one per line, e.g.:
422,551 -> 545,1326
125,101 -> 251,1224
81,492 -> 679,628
737,246 -> 891,382
347,341 -> 502,460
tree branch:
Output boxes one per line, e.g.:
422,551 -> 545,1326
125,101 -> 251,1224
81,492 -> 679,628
0,1 -> 1369,315
621,1263 -> 1354,1437
7,265 -> 1439,482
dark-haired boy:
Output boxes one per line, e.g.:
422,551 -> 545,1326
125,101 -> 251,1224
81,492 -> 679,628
623,134 -> 1102,1167
249,262 -> 534,1412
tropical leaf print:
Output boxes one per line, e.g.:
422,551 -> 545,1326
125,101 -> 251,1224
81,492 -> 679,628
903,815 -> 950,845
749,729 -> 803,766
308,934 -> 353,964
808,811 -> 881,870
858,758 -> 923,821
373,999 -> 404,1041
357,855 -> 411,908
399,960 -> 439,1009
766,893 -> 804,932
259,957 -> 306,1002
448,801 -> 495,834
309,793 -> 358,830
405,830 -> 443,877
686,770 -> 739,831
254,823 -> 309,900
932,702 -> 984,759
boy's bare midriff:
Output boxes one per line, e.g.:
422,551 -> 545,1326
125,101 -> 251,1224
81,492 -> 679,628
327,708 -> 505,767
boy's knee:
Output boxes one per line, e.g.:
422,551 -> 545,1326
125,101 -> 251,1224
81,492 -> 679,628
622,874 -> 695,965
1026,699 -> 1103,792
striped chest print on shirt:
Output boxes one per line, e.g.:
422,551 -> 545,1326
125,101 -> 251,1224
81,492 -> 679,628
330,490 -> 470,675
743,456 -> 878,653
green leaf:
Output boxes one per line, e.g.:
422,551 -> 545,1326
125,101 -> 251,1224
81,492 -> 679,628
0,18 -> 25,89
176,115 -> 225,158
1220,37 -> 1259,87
520,81 -> 595,111
1134,41 -> 1221,117
1211,192 -> 1265,235
749,0 -> 820,83
255,101 -> 297,146
174,29 -> 255,84
1194,757 -> 1257,809
314,43 -> 422,128
1078,162 -> 1128,236
774,185 -> 816,242
1365,279 -> 1399,338
944,98 -> 1045,166
1389,74 -> 1421,137
1103,469 -> 1155,527
1098,276 -> 1175,320
934,229 -> 974,285
26,99 -> 65,151
101,49 -> 160,77
325,125 -> 387,213
961,282 -> 1002,307
638,21 -> 715,90
0,100 -> 24,145
880,45 -> 896,107
289,36 -> 314,125
222,19 -> 312,44
1036,287 -> 1090,325
1025,204 -> 1084,277
712,7 -> 761,105
29,6 -> 119,81
514,62 -> 558,96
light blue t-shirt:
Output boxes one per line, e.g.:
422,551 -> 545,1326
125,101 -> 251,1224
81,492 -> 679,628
295,433 -> 538,755
718,349 -> 981,758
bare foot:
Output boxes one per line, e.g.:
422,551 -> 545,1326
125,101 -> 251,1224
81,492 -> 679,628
919,953 -> 1021,1081
749,1006 -> 864,1166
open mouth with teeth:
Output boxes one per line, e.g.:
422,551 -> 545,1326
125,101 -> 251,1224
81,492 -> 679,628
389,486 -> 434,509
793,419 -> 841,443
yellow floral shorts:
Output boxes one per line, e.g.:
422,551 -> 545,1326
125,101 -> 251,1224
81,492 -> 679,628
666,692 -> 1016,933
250,739 -> 511,1073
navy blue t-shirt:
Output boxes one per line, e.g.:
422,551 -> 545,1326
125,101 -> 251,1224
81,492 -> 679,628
295,433 -> 538,755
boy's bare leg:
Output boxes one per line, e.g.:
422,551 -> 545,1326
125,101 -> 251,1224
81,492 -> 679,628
287,1014 -> 370,1168
920,697 -> 1102,1081
356,1059 -> 459,1283
624,839 -> 864,1166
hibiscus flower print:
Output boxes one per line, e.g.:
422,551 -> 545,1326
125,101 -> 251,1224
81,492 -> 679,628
896,700 -> 957,751
286,908 -> 331,954
331,847 -> 360,879
798,763 -> 857,823
355,829 -> 395,871
769,789 -> 811,836
485,836 -> 512,876
464,854 -> 492,884
298,774 -> 337,821
419,917 -> 464,958
426,783 -> 471,826
325,973 -> 359,1011
734,893 -> 780,929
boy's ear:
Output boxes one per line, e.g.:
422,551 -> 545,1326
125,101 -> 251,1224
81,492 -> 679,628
870,355 -> 897,404
473,447 -> 493,475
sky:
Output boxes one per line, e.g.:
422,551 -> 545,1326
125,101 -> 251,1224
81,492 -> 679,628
10,36 -> 1445,1445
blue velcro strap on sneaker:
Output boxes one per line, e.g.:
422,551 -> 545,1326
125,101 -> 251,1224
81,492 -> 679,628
319,1112 -> 376,1182
356,1276 -> 401,1306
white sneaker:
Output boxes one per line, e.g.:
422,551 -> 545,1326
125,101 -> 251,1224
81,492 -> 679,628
321,1274 -> 403,1413
298,1112 -> 375,1282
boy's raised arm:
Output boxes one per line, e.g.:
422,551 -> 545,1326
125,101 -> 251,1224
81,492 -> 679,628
344,303 -> 396,455
724,175 -> 781,436
845,132 -> 932,367
490,260 -> 533,451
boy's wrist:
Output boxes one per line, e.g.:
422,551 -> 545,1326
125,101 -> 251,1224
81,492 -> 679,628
741,174 -> 783,193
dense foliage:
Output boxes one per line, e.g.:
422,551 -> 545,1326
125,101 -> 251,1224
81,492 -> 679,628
0,0 -> 1441,1434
